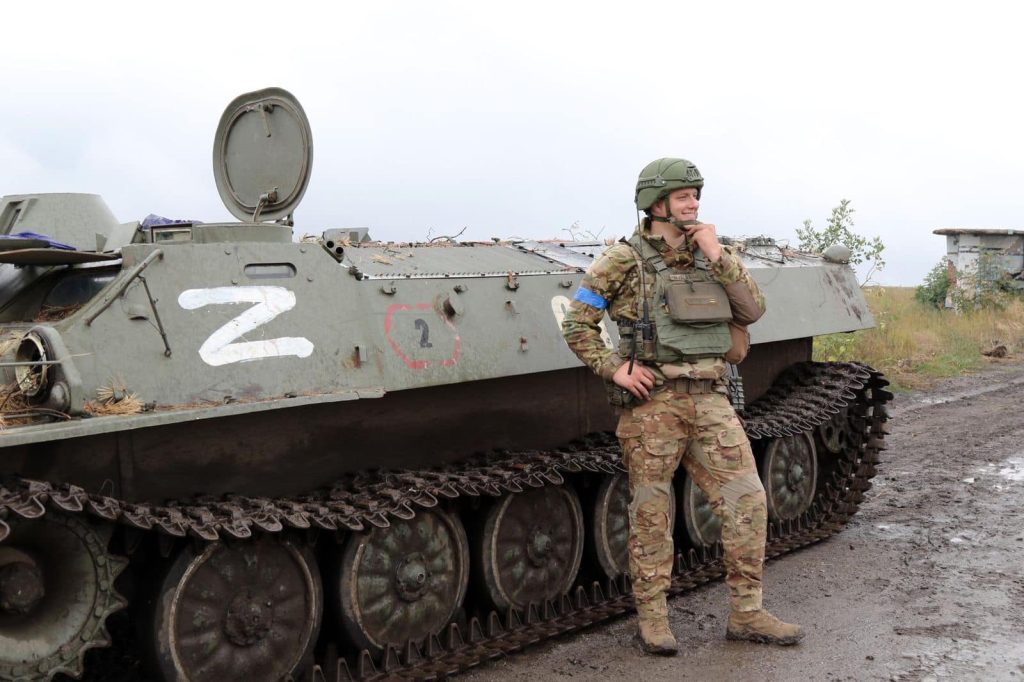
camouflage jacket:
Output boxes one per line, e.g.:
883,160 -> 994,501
561,221 -> 766,381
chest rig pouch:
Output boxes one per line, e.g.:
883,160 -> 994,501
663,272 -> 732,323
618,233 -> 733,363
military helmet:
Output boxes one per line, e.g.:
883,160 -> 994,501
634,158 -> 703,211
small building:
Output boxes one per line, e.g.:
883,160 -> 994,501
933,228 -> 1024,301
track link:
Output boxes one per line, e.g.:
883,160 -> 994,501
0,362 -> 892,681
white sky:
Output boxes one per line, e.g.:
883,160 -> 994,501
3,0 -> 1022,286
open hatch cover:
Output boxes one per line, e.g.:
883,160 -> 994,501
212,87 -> 313,223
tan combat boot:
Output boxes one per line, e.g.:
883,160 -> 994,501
726,609 -> 804,645
635,595 -> 678,655
637,617 -> 678,655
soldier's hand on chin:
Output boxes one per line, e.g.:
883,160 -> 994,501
685,223 -> 723,262
613,362 -> 656,400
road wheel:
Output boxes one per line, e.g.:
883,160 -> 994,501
152,534 -> 321,681
337,508 -> 469,652
478,485 -> 584,610
762,432 -> 818,522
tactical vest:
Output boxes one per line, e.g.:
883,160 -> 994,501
617,232 -> 733,364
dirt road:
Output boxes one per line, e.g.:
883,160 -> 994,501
464,362 -> 1024,681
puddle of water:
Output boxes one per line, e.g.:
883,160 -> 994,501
998,457 -> 1024,482
972,458 -> 1024,485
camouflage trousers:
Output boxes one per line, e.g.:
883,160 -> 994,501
615,386 -> 767,618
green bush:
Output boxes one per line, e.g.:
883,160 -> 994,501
812,332 -> 857,362
914,258 -> 952,308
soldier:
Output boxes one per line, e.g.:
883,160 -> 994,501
561,158 -> 804,654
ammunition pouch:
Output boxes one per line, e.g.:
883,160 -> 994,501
605,381 -> 637,409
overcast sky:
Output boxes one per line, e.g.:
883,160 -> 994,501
3,0 -> 1021,286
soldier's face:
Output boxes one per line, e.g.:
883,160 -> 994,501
667,188 -> 699,222
654,188 -> 700,223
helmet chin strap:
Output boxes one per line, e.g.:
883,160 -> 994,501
649,198 -> 674,224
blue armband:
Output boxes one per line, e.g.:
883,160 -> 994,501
573,287 -> 608,310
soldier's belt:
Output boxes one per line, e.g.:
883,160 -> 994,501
607,374 -> 718,409
663,377 -> 716,394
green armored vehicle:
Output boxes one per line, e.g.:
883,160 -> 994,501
0,88 -> 890,681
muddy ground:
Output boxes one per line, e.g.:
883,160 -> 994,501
463,361 -> 1024,682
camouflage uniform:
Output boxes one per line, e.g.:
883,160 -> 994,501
562,220 -> 768,618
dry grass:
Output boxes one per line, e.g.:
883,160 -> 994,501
814,287 -> 1024,390
35,304 -> 83,322
0,383 -> 32,430
83,396 -> 144,416
84,379 -> 143,416
1,380 -> 143,428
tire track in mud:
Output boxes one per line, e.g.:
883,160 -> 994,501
866,370 -> 1024,681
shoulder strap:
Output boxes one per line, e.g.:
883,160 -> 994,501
621,236 -> 653,318
628,230 -> 710,273
621,237 -> 645,275
626,232 -> 671,274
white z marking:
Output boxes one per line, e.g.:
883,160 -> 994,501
178,286 -> 314,366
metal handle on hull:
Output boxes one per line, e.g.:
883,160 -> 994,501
84,249 -> 172,356
84,249 -> 164,326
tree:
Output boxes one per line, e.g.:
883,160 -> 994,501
796,199 -> 885,286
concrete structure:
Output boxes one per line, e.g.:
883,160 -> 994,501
933,228 -> 1024,304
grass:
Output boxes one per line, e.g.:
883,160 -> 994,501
812,287 -> 1024,391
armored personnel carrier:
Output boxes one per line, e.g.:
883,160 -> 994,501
0,88 -> 890,681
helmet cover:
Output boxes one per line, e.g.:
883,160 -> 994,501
635,158 -> 703,210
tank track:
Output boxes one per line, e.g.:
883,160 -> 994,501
0,361 -> 891,681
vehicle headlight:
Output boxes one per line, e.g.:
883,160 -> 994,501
15,332 -> 51,400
